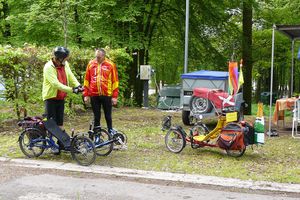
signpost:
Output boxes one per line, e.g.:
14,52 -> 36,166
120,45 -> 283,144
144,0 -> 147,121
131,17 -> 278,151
140,65 -> 152,108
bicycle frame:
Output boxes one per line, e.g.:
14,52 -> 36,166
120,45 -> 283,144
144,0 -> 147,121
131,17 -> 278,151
193,115 -> 227,142
163,104 -> 247,157
18,117 -> 97,166
88,126 -> 126,148
94,137 -> 115,148
163,111 -> 235,148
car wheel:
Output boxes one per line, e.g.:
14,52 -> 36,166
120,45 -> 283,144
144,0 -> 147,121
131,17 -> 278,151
182,110 -> 193,126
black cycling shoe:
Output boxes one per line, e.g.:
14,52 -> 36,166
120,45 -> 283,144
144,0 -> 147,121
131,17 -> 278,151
51,147 -> 61,155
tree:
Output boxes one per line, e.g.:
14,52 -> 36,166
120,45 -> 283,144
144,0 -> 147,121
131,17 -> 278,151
0,45 -> 48,118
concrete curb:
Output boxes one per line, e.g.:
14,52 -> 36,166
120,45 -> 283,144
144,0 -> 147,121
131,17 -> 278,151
1,157 -> 299,193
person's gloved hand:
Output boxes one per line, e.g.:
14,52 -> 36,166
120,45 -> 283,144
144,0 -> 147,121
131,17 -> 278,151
72,86 -> 80,94
78,85 -> 84,92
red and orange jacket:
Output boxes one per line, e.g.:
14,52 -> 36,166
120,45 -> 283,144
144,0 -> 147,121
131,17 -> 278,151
83,58 -> 119,98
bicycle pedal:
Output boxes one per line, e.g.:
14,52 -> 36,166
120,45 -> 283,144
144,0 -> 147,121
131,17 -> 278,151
191,144 -> 201,148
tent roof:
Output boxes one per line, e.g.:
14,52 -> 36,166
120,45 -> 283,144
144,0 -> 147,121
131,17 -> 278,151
181,70 -> 228,80
276,25 -> 300,40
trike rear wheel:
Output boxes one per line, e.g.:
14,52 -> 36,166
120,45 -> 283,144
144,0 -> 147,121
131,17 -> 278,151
226,147 -> 246,157
19,129 -> 46,158
165,129 -> 186,153
71,136 -> 96,166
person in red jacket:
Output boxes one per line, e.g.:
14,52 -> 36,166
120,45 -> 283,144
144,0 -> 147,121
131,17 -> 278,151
83,48 -> 119,133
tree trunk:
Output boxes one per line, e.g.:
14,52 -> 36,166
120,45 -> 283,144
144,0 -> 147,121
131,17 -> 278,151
60,0 -> 68,47
74,5 -> 82,45
2,0 -> 11,38
124,50 -> 137,101
255,75 -> 261,102
242,0 -> 253,115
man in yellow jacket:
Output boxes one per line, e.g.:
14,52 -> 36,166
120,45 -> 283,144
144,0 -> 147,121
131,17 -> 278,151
42,46 -> 82,129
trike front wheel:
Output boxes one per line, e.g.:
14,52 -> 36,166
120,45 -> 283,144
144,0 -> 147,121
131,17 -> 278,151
71,135 -> 96,166
19,129 -> 46,158
93,129 -> 114,156
165,129 -> 186,153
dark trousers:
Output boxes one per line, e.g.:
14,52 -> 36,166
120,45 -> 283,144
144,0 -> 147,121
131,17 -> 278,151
45,99 -> 65,126
90,96 -> 112,131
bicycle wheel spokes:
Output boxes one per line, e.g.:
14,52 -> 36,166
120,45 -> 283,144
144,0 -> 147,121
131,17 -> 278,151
191,124 -> 209,136
94,130 -> 113,156
19,129 -> 45,158
71,136 -> 96,166
165,129 -> 186,153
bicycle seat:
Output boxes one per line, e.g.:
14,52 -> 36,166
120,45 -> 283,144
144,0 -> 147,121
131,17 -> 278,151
161,116 -> 171,130
193,135 -> 206,142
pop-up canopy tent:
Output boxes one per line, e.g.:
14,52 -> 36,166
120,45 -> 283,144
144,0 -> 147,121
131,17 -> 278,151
269,24 -> 300,134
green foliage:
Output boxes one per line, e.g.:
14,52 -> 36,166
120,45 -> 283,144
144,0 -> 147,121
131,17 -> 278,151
0,44 -> 47,118
149,0 -> 243,85
2,0 -> 300,107
251,0 -> 300,99
68,47 -> 94,83
107,47 -> 132,105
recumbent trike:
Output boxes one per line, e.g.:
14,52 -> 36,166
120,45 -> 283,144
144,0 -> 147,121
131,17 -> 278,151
18,116 -> 96,166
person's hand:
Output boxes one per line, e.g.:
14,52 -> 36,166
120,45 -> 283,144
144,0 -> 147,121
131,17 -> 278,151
112,98 -> 117,105
84,96 -> 90,103
78,85 -> 84,92
72,86 -> 80,94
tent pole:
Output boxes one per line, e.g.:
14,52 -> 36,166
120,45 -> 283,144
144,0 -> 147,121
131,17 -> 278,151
291,39 -> 295,97
269,25 -> 275,136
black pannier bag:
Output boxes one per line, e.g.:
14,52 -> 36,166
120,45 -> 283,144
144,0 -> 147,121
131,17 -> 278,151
17,116 -> 47,139
243,122 -> 255,145
17,116 -> 46,132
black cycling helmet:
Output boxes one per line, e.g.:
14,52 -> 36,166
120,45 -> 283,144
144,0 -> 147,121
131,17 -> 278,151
53,46 -> 70,60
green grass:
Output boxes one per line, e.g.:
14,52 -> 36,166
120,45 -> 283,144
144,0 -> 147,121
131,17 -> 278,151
1,106 -> 300,184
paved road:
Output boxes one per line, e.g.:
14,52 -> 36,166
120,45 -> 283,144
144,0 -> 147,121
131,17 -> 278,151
0,173 -> 298,200
0,161 -> 298,200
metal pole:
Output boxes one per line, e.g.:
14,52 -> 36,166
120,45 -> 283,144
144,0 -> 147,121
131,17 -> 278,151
268,25 -> 275,136
143,80 -> 149,108
291,39 -> 295,96
184,0 -> 189,73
